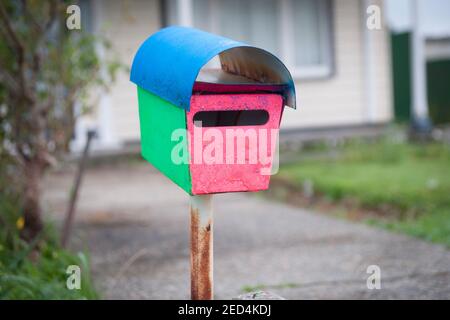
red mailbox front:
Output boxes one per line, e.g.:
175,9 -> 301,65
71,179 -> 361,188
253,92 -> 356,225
187,71 -> 285,194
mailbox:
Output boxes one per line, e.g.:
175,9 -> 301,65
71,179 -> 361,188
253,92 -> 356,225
130,26 -> 295,195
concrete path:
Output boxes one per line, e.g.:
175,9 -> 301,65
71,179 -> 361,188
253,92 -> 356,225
44,163 -> 450,299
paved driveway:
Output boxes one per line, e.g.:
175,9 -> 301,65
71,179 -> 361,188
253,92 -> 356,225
44,163 -> 450,299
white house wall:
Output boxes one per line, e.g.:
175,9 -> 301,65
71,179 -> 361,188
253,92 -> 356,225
92,0 -> 392,147
282,0 -> 392,129
93,0 -> 161,145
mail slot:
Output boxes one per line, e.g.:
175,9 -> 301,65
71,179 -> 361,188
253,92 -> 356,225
130,26 -> 296,195
192,110 -> 269,127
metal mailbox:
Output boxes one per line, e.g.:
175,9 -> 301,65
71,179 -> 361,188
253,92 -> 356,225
130,26 -> 295,195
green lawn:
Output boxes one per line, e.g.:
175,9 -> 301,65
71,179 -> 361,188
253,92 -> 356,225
275,137 -> 450,246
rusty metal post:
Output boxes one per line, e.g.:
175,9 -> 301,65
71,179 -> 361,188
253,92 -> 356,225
190,194 -> 213,300
61,130 -> 96,248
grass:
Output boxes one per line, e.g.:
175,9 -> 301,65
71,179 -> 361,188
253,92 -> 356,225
0,192 -> 98,300
273,134 -> 450,246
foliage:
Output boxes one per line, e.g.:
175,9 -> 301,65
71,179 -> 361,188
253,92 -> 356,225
276,134 -> 450,246
0,191 -> 98,299
0,0 -> 117,298
0,0 -> 122,240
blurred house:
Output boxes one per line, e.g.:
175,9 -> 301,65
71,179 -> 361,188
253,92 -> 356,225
386,0 -> 450,125
72,0 -> 393,151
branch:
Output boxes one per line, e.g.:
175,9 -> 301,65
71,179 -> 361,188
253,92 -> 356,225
16,143 -> 31,163
30,0 -> 60,97
0,68 -> 20,96
21,0 -> 43,34
0,57 -> 20,95
0,1 -> 25,56
0,1 -> 31,102
44,0 -> 58,32
0,19 -> 20,55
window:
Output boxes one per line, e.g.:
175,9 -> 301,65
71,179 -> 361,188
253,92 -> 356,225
166,0 -> 333,79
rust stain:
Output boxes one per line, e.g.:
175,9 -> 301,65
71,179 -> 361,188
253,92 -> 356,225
190,206 -> 213,300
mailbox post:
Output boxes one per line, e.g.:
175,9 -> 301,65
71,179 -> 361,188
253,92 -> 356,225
190,194 -> 213,300
130,26 -> 296,300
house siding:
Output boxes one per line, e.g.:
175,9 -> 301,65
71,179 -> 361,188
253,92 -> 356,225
92,0 -> 392,146
93,0 -> 161,144
282,0 -> 392,129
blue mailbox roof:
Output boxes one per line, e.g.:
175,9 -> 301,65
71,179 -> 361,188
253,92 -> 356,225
130,26 -> 296,111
